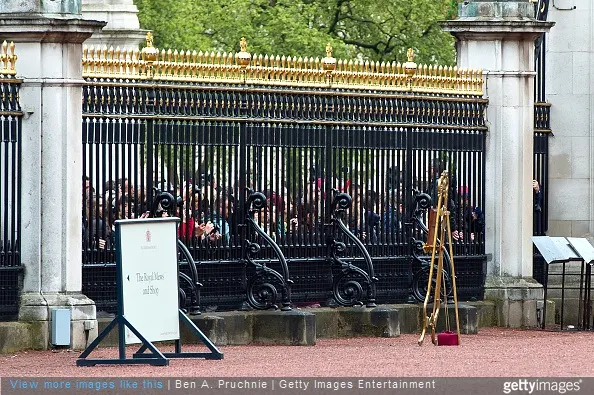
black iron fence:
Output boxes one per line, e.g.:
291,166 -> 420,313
0,37 -> 553,320
533,105 -> 551,285
534,103 -> 550,236
0,41 -> 22,320
80,39 -> 489,313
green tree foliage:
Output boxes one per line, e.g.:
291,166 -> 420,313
134,0 -> 457,65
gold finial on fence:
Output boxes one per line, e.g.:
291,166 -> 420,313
403,48 -> 417,76
235,37 -> 251,83
0,41 -> 18,76
321,43 -> 336,72
236,37 -> 251,67
141,32 -> 159,79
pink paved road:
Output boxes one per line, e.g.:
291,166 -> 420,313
1,328 -> 593,377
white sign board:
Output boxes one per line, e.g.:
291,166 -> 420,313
567,237 -> 594,264
115,218 -> 180,344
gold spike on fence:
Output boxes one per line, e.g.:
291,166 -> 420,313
82,33 -> 483,95
0,41 -> 18,76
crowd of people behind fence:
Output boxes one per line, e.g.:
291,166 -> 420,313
82,161 -> 493,256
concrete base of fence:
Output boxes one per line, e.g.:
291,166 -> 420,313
314,305 -> 400,338
87,303 -> 480,348
427,303 -> 478,335
252,310 -> 316,345
187,309 -> 317,345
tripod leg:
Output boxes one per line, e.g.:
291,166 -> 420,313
431,230 -> 445,346
445,210 -> 461,344
419,256 -> 437,346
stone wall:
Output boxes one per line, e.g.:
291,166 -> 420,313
545,0 -> 594,237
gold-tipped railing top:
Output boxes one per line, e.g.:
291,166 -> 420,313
0,41 -> 18,76
82,33 -> 483,96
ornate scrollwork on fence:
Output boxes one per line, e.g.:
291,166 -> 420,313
150,190 -> 179,217
408,192 -> 452,303
150,191 -> 202,314
244,190 -> 293,311
177,240 -> 203,315
409,192 -> 432,236
327,191 -> 377,307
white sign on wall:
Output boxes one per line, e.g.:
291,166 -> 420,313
115,218 -> 180,344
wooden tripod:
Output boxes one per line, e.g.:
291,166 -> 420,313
418,170 -> 461,346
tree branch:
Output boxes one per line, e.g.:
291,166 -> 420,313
328,0 -> 349,34
341,39 -> 381,53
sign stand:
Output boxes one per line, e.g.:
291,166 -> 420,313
532,236 -> 594,331
567,238 -> 594,330
132,310 -> 222,360
77,218 -> 223,366
77,314 -> 169,366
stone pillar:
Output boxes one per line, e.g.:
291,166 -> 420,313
82,0 -> 147,49
443,0 -> 554,327
0,1 -> 104,349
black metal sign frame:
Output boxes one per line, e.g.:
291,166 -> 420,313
77,217 -> 223,366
